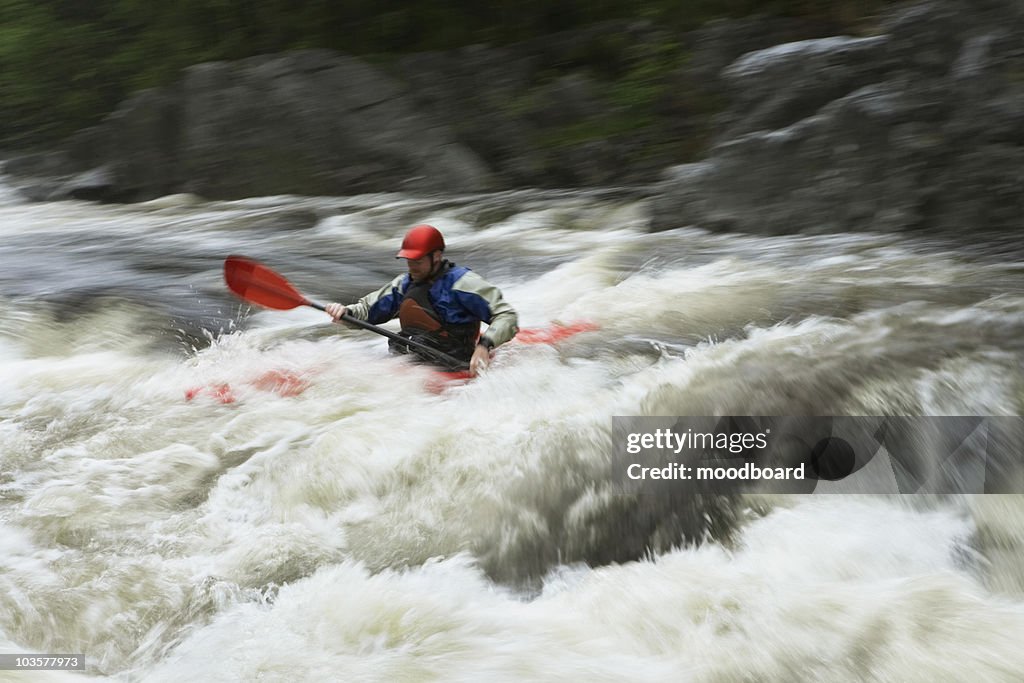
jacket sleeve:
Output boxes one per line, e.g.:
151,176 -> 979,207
450,271 -> 519,347
344,274 -> 406,325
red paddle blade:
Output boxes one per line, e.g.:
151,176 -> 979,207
224,256 -> 309,310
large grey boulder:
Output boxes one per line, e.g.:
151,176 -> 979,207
651,0 -> 1024,235
717,35 -> 892,141
7,50 -> 493,201
395,45 -> 542,186
178,50 -> 493,198
2,16 -> 854,202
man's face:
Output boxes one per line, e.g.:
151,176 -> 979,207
406,252 -> 440,282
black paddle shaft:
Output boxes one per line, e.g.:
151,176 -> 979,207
335,311 -> 470,371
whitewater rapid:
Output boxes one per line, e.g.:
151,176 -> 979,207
1,184 -> 1024,681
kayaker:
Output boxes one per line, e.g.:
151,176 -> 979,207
325,224 -> 519,376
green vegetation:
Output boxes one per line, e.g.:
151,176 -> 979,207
0,0 -> 900,148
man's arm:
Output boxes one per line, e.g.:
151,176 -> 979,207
326,274 -> 407,324
451,271 -> 519,347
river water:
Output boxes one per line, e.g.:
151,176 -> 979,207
2,180 -> 1024,681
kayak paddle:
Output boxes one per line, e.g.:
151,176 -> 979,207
223,255 -> 470,370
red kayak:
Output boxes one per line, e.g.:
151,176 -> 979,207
185,369 -> 311,403
187,321 -> 597,402
423,321 -> 599,393
187,256 -> 598,402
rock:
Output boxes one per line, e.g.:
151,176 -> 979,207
527,74 -> 602,127
8,49 -> 495,202
652,0 -> 1024,236
655,78 -> 952,234
3,150 -> 71,177
931,145 -> 1024,232
649,162 -> 718,231
61,165 -> 118,202
685,15 -> 846,88
8,0 -> 1021,231
4,177 -> 65,202
395,44 -> 545,187
717,35 -> 892,140
105,88 -> 183,199
175,50 -> 493,199
2,151 -> 73,201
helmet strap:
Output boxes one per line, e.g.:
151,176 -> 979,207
426,252 -> 446,280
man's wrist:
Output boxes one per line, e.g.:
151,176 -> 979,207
477,337 -> 495,350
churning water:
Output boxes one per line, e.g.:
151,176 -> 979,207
2,182 -> 1024,681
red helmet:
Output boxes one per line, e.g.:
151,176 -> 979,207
396,224 -> 445,259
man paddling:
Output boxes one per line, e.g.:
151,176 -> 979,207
325,224 -> 518,376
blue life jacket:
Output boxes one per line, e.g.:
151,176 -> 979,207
367,262 -> 491,363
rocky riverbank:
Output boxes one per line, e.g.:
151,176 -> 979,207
0,15 -> 839,202
4,0 -> 1021,237
651,0 -> 1024,234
